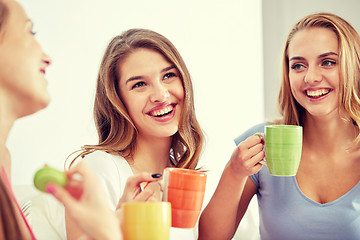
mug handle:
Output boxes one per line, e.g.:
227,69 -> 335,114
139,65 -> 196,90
253,133 -> 267,166
259,160 -> 267,166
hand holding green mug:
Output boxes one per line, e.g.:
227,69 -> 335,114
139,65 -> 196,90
259,125 -> 303,176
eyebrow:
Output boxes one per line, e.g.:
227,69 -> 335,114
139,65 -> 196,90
289,52 -> 338,62
319,52 -> 338,58
125,65 -> 176,85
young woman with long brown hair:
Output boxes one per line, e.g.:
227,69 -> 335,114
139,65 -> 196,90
65,28 -> 204,239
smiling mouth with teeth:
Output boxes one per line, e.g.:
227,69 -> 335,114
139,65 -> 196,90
306,89 -> 331,98
150,105 -> 174,117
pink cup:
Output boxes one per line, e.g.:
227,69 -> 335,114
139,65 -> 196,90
163,168 -> 207,228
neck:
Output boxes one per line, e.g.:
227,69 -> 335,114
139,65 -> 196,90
303,112 -> 357,152
0,93 -> 18,178
0,90 -> 19,146
130,135 -> 172,174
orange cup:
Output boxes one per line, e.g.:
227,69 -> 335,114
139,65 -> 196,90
163,168 -> 207,228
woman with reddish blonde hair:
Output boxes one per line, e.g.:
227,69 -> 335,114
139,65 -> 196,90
0,0 -> 121,239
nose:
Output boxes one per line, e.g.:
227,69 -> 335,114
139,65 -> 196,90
150,82 -> 170,103
304,65 -> 322,84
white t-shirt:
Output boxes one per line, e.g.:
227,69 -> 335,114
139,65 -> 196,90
83,150 -> 132,210
83,150 -> 196,240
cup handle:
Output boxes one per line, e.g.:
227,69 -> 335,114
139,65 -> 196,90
254,132 -> 264,143
253,133 -> 266,166
259,160 -> 267,166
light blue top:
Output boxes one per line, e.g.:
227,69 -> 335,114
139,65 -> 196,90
235,122 -> 360,240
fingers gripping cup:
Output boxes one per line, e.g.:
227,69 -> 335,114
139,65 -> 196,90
163,168 -> 207,228
122,202 -> 171,240
33,166 -> 67,192
264,125 -> 303,176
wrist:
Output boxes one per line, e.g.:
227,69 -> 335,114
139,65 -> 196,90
96,228 -> 121,240
226,161 -> 249,181
95,215 -> 122,240
223,162 -> 248,185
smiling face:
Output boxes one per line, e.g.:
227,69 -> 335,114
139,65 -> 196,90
0,0 -> 51,117
118,48 -> 184,140
288,27 -> 340,119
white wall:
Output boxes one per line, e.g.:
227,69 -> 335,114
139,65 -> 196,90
9,0 -> 264,211
263,0 -> 360,120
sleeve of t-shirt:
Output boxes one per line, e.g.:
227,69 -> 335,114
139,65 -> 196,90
82,151 -> 122,210
234,122 -> 267,146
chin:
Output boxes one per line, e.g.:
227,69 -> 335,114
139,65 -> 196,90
21,96 -> 50,118
158,128 -> 179,138
37,92 -> 51,107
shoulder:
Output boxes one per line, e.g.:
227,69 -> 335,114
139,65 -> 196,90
81,151 -> 133,208
82,150 -> 131,176
234,122 -> 269,145
83,150 -> 125,166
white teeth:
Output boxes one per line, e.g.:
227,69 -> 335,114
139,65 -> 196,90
151,106 -> 173,117
306,89 -> 330,97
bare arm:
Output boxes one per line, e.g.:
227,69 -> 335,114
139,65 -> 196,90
65,172 -> 161,240
198,135 -> 263,240
50,162 -> 121,240
65,211 -> 87,240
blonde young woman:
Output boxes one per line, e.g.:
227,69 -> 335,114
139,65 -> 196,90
199,13 -> 360,240
0,0 -> 121,239
65,28 -> 204,239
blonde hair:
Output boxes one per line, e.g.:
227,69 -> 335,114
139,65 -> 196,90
69,29 -> 204,169
278,12 -> 360,142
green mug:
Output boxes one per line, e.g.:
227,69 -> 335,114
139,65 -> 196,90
263,125 -> 303,176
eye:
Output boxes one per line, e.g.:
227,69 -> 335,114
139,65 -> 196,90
290,63 -> 305,71
163,72 -> 177,80
322,60 -> 336,67
131,81 -> 146,89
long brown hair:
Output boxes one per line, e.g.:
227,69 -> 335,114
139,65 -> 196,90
0,0 -> 24,237
0,0 -> 8,41
68,29 -> 204,169
0,178 -> 24,239
278,13 -> 360,142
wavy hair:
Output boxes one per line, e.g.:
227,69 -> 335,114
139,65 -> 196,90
69,29 -> 204,169
0,178 -> 24,239
278,13 -> 360,142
